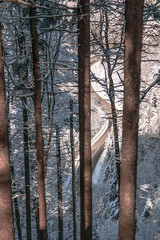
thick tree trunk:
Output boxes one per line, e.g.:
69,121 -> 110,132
70,100 -> 77,240
30,6 -> 47,240
78,0 -> 92,239
118,1 -> 144,240
0,23 -> 15,240
56,127 -> 63,240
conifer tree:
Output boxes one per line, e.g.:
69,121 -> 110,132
30,5 -> 47,240
78,0 -> 92,239
118,1 -> 144,239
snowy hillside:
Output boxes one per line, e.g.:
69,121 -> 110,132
1,1 -> 159,239
90,43 -> 160,239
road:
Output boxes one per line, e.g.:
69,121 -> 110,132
91,85 -> 112,173
64,71 -> 113,191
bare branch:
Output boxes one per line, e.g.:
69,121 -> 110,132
140,70 -> 160,103
21,98 -> 34,115
0,0 -> 31,6
116,71 -> 124,85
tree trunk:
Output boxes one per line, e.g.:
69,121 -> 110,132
70,100 -> 77,240
23,97 -> 32,240
104,8 -> 120,183
30,6 -> 47,240
118,1 -> 144,240
78,0 -> 92,239
18,32 -> 32,240
56,127 -> 63,240
0,22 -> 15,240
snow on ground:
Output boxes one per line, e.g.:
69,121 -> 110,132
92,131 -> 112,185
91,60 -> 123,111
90,43 -> 160,239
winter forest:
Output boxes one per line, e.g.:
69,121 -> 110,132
0,0 -> 160,239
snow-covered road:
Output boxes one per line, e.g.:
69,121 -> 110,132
64,80 -> 112,191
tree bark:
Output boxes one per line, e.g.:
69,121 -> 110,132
78,0 -> 92,239
18,32 -> 32,240
56,127 -> 63,240
70,100 -> 77,240
30,6 -> 47,240
118,1 -> 144,240
23,97 -> 32,240
0,22 -> 15,240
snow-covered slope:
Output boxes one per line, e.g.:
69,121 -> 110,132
91,43 -> 160,239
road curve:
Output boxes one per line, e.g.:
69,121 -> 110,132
91,85 -> 112,173
64,75 -> 113,191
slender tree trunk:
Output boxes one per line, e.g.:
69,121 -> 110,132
104,8 -> 120,183
78,0 -> 92,239
18,32 -> 32,240
110,99 -> 120,185
23,97 -> 32,240
70,100 -> 77,240
56,127 -> 63,240
30,6 -> 47,240
118,1 -> 144,240
0,22 -> 15,240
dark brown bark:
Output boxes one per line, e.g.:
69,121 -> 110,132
0,23 -> 15,240
78,0 -> 92,239
30,6 -> 47,240
70,100 -> 77,240
118,1 -> 144,240
56,127 -> 63,240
